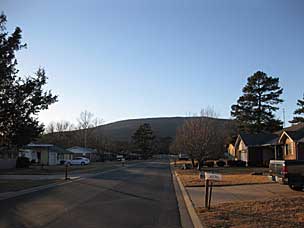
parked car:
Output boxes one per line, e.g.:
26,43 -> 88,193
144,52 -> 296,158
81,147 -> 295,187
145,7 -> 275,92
65,157 -> 90,166
268,160 -> 304,191
178,153 -> 189,160
116,155 -> 124,161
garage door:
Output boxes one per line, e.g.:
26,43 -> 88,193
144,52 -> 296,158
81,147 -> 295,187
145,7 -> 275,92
49,152 -> 57,165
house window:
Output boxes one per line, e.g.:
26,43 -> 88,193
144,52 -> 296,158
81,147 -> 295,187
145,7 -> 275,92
285,144 -> 293,155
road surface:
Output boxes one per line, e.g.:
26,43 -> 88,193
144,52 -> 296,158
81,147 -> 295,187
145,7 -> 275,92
0,160 -> 181,228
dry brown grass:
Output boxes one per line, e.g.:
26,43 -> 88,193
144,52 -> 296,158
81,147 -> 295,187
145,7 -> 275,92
197,196 -> 304,228
175,168 -> 271,187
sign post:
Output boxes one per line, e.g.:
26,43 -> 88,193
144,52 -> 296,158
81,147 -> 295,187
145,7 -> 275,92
65,164 -> 68,180
204,172 -> 222,210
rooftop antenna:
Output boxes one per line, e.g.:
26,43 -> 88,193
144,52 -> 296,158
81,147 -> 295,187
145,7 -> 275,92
283,108 -> 286,128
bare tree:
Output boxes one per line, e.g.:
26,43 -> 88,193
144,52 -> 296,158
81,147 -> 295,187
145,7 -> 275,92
77,111 -> 103,148
55,121 -> 72,132
46,122 -> 56,134
173,107 -> 224,169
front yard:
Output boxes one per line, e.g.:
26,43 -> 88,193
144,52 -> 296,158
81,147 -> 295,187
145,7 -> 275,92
197,196 -> 304,227
0,161 -> 123,175
175,166 -> 270,187
173,161 -> 304,227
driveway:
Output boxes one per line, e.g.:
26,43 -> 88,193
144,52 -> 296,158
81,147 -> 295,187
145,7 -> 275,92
0,160 -> 181,228
187,183 -> 304,208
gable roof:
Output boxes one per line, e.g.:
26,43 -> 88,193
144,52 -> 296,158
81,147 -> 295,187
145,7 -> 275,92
284,130 -> 304,142
24,144 -> 70,154
238,133 -> 278,147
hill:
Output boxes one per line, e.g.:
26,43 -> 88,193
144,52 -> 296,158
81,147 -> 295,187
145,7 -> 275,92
94,116 -> 235,142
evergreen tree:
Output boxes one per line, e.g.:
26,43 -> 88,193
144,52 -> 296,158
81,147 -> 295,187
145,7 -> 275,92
0,13 -> 57,155
231,71 -> 283,133
290,94 -> 304,124
132,123 -> 155,159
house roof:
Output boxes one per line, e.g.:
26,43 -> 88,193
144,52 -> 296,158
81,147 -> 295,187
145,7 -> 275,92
275,123 -> 304,135
26,143 -> 54,147
238,133 -> 278,147
25,144 -> 70,154
67,146 -> 97,154
284,130 -> 304,142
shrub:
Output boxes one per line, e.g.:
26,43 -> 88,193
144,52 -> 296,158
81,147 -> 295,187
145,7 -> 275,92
236,160 -> 246,167
205,161 -> 214,167
216,160 -> 226,167
227,160 -> 237,167
16,157 -> 30,168
227,160 -> 246,167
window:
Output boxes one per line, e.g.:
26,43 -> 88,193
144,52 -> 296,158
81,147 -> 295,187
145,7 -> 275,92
285,144 -> 293,155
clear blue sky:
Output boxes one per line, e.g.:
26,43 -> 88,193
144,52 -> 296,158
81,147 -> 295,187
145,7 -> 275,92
2,0 -> 304,126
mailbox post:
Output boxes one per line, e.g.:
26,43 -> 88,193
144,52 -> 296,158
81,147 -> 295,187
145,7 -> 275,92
204,172 -> 222,210
65,164 -> 68,180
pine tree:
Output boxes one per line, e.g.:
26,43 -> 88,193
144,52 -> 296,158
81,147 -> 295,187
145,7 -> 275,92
132,123 -> 155,159
231,71 -> 283,133
290,94 -> 304,124
0,13 -> 57,156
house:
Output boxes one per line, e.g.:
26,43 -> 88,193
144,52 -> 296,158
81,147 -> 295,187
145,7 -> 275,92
234,133 -> 279,166
24,144 -> 73,165
234,123 -> 304,166
226,143 -> 236,159
66,146 -> 99,161
278,129 -> 304,160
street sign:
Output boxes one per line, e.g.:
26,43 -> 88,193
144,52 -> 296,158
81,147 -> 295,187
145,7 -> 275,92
205,172 -> 222,181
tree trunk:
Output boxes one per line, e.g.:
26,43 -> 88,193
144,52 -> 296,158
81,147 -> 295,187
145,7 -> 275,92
191,158 -> 195,168
197,160 -> 201,171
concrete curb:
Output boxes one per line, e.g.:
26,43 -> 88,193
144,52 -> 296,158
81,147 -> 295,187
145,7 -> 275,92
174,171 -> 203,228
171,166 -> 194,228
0,162 -> 142,201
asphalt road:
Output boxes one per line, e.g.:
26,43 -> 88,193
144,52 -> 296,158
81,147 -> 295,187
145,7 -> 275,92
0,160 -> 181,228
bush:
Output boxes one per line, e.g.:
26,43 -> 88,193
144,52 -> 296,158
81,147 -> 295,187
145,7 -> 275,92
16,157 -> 30,168
216,160 -> 226,167
236,160 -> 246,167
205,161 -> 214,167
227,160 -> 237,167
227,160 -> 247,167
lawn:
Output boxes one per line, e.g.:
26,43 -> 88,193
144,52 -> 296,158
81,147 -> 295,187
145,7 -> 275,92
174,165 -> 270,187
0,179 -> 62,193
197,196 -> 304,228
0,161 -> 124,175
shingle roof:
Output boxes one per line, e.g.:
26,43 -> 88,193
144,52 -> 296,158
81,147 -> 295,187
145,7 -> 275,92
239,133 -> 278,146
275,123 -> 304,135
25,144 -> 70,154
285,130 -> 304,142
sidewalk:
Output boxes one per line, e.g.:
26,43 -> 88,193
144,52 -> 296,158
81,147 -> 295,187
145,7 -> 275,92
186,183 -> 302,208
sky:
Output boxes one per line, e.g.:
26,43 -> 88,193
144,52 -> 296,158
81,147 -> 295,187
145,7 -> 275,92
2,0 -> 304,126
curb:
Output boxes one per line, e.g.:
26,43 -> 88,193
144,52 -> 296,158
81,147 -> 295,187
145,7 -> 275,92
0,162 -> 142,201
174,170 -> 203,228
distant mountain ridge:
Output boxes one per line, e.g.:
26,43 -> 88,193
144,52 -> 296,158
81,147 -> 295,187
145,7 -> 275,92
94,116 -> 235,142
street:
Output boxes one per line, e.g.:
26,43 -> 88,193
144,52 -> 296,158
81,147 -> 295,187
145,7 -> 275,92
0,160 -> 181,228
